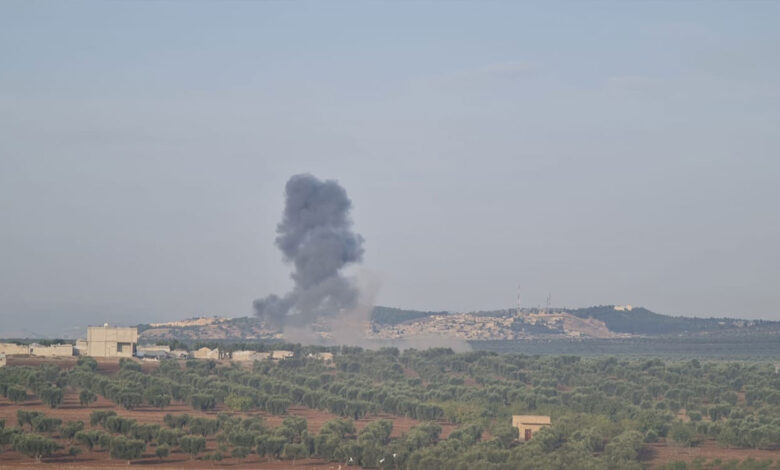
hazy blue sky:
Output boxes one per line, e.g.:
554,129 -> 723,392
1,1 -> 779,336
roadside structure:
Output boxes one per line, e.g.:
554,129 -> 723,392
512,415 -> 552,441
85,324 -> 138,358
0,353 -> 6,368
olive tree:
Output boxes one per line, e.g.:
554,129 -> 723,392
13,434 -> 59,462
109,436 -> 146,464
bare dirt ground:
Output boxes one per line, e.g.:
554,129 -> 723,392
646,439 -> 780,469
1,356 -> 457,467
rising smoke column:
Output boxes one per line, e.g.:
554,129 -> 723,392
253,174 -> 365,328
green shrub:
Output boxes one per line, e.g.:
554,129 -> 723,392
90,410 -> 116,426
179,435 -> 206,459
155,443 -> 170,459
225,394 -> 253,411
109,436 -> 146,463
79,389 -> 97,407
60,421 -> 85,440
13,433 -> 59,462
39,387 -> 64,408
7,386 -> 28,403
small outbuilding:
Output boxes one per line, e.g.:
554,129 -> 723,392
0,353 -> 6,368
193,347 -> 220,360
512,415 -> 551,441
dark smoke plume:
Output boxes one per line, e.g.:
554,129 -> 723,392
253,174 -> 364,328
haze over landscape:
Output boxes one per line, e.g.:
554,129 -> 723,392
5,3 -> 780,470
2,2 -> 780,337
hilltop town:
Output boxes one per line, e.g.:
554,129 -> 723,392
132,305 -> 776,343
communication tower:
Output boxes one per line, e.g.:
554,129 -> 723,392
516,284 -> 524,317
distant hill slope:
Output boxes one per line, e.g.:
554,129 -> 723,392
370,306 -> 447,325
133,305 -> 780,343
564,305 -> 775,336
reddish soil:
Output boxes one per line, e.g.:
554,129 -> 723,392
7,356 -> 160,374
646,439 -> 780,469
0,357 -> 459,467
0,453 -> 340,469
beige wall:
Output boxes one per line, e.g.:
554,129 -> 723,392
193,347 -> 220,359
75,340 -> 88,355
137,345 -> 171,353
512,415 -> 551,441
272,350 -> 294,360
0,343 -> 30,355
0,354 -> 6,367
232,351 -> 270,362
31,344 -> 74,357
87,326 -> 138,358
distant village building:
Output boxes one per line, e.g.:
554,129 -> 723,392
193,347 -> 220,360
30,343 -> 74,357
85,325 -> 138,358
309,352 -> 334,362
272,350 -> 294,360
231,351 -> 270,362
613,305 -> 633,311
0,343 -> 31,356
512,415 -> 551,441
138,350 -> 168,361
170,349 -> 190,359
0,353 -> 6,368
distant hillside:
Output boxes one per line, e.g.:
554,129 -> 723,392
370,306 -> 448,325
565,305 -> 775,336
132,305 -> 780,343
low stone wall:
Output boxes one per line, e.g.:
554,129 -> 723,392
31,344 -> 74,357
0,343 -> 30,355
